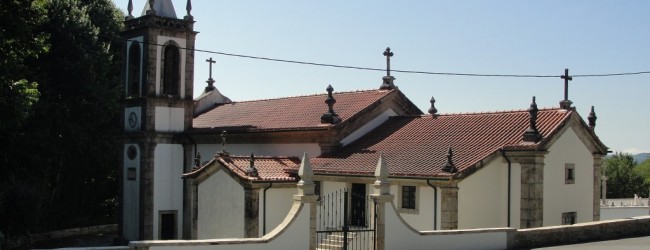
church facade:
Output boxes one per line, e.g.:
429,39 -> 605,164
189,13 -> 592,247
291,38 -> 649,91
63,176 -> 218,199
119,0 -> 608,241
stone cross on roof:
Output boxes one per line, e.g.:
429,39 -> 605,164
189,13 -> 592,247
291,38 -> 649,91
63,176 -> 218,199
383,47 -> 394,77
560,68 -> 573,109
205,58 -> 216,92
379,47 -> 396,90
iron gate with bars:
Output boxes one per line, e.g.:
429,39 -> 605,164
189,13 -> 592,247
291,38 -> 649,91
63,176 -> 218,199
316,188 -> 376,250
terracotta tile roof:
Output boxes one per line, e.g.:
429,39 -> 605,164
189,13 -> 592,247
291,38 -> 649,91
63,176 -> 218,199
184,155 -> 300,182
193,89 -> 395,131
311,108 -> 574,178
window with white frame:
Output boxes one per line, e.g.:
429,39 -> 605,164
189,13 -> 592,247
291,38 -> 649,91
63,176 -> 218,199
565,163 -> 575,184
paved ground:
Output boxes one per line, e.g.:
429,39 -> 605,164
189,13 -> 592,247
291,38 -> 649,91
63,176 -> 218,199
531,236 -> 650,250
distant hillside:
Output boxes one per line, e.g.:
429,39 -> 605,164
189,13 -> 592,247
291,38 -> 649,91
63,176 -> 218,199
634,153 -> 650,164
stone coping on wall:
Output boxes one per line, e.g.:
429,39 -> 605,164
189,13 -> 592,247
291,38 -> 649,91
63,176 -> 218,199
419,227 -> 516,236
514,215 -> 650,249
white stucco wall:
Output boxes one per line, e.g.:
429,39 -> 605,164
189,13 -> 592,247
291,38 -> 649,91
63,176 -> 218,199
153,144 -> 184,240
390,183 -> 437,230
123,143 -> 140,241
133,202 -> 311,250
458,160 -> 509,229
197,168 -> 245,239
340,109 -> 397,146
259,187 -> 297,236
197,143 -> 320,161
154,107 -> 184,132
600,207 -> 650,220
543,127 -> 594,226
385,203 -> 511,250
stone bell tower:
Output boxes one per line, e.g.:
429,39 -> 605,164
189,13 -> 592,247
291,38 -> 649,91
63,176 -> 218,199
120,0 -> 197,241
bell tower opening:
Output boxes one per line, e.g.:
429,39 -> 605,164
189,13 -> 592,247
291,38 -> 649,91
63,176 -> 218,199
162,43 -> 180,96
127,42 -> 141,97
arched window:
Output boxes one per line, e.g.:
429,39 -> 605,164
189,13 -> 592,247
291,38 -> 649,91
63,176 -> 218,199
127,42 -> 141,97
162,44 -> 180,96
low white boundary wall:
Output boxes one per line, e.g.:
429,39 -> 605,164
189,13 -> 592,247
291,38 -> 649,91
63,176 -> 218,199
385,202 -> 514,250
600,206 -> 650,220
130,202 -> 309,250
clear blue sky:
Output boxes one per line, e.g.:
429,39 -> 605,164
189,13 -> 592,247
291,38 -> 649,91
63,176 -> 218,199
114,0 -> 650,155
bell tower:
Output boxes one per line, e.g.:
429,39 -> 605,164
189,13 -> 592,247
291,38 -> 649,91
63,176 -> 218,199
120,0 -> 197,241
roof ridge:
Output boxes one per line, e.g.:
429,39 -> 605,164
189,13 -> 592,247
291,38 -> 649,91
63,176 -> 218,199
418,107 -> 568,117
225,89 -> 393,104
219,154 -> 300,159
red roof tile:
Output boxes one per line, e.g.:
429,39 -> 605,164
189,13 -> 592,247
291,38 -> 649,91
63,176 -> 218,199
193,89 -> 395,131
311,108 -> 574,178
184,155 -> 300,182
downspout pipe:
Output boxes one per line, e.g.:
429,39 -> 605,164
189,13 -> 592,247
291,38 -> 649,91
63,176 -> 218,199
263,182 -> 273,235
501,150 -> 512,227
426,180 -> 438,230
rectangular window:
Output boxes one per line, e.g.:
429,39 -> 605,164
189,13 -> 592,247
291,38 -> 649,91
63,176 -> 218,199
562,212 -> 577,225
401,186 -> 416,209
565,163 -> 575,184
159,211 -> 177,240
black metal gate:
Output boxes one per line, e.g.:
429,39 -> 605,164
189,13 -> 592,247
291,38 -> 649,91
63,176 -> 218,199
317,188 -> 376,250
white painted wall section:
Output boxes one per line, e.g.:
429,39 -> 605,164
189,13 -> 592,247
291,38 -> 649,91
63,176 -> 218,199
155,107 -> 185,132
123,143 -> 140,241
340,108 -> 397,146
153,144 -> 184,240
458,160 -> 508,229
385,203 -> 511,250
198,168 -> 245,239
132,202 -> 311,250
543,127 -> 594,226
391,184 -> 437,231
601,207 -> 650,220
259,187 -> 297,236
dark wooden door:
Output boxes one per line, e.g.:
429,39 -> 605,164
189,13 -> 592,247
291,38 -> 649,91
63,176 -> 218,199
350,183 -> 366,227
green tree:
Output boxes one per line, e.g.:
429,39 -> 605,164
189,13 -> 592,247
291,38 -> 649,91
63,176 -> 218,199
634,158 -> 650,192
602,153 -> 648,198
1,0 -> 124,236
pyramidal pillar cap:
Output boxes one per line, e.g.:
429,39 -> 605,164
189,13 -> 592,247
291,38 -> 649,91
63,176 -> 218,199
373,154 -> 391,195
296,153 -> 315,196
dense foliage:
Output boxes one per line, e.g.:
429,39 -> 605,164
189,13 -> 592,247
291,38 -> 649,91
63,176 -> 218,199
0,0 -> 124,237
602,153 -> 650,198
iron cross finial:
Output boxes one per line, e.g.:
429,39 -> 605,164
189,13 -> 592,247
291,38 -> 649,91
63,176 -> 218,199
383,47 -> 394,76
561,68 -> 572,101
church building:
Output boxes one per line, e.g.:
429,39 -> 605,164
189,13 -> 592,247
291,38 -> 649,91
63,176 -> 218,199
119,0 -> 608,241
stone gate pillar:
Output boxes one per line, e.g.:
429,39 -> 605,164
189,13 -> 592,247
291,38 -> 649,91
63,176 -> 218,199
370,155 -> 393,250
295,153 -> 319,250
